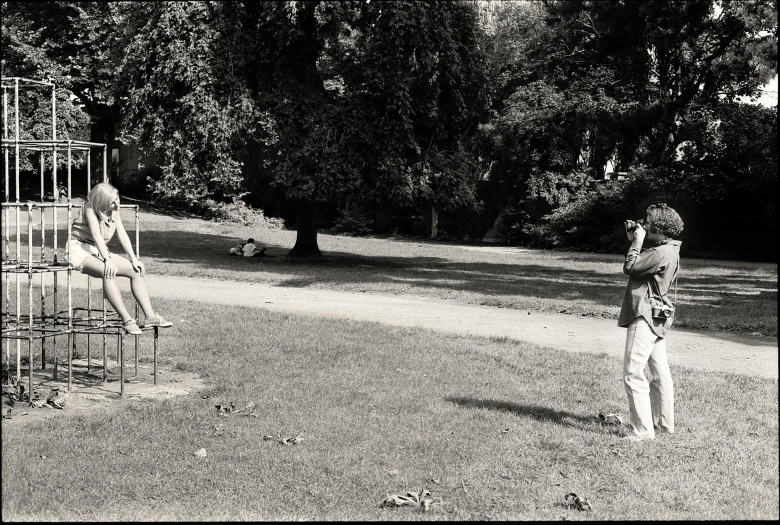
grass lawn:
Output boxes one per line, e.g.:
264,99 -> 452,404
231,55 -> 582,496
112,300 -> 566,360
2,297 -> 778,521
4,203 -> 776,335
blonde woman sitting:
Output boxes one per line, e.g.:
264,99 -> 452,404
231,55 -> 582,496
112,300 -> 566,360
68,183 -> 172,335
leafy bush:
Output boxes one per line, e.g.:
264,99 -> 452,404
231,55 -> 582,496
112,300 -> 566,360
197,199 -> 284,230
332,208 -> 374,236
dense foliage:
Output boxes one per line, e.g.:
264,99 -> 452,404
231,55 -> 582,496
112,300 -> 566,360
1,0 -> 776,259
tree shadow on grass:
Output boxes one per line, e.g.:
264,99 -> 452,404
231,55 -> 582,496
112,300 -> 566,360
37,224 -> 776,341
126,229 -> 629,304
445,396 -> 599,431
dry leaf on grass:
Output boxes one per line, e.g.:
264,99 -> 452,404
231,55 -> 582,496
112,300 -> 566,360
215,402 -> 235,415
597,412 -> 623,426
381,488 -> 437,512
262,432 -> 305,446
231,402 -> 257,417
564,492 -> 592,511
194,448 -> 207,458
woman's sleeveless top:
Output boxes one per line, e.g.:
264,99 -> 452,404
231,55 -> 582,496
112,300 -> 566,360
71,203 -> 117,244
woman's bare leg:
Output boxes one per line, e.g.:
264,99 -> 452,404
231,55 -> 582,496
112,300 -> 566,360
81,255 -> 156,321
81,256 -> 133,322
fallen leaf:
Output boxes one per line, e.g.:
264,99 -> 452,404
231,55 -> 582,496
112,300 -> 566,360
281,432 -> 305,446
565,492 -> 592,511
194,448 -> 207,458
381,488 -> 437,511
597,412 -> 623,426
215,402 -> 235,415
501,428 -> 510,434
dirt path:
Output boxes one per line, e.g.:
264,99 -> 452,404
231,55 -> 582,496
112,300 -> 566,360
63,273 -> 776,380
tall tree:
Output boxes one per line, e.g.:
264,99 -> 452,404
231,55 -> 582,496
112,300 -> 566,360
241,0 -> 489,254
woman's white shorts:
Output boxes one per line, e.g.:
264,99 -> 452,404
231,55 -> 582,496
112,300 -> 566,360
67,239 -> 108,272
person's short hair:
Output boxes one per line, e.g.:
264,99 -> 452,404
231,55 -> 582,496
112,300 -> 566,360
87,182 -> 119,220
247,238 -> 254,244
646,203 -> 684,238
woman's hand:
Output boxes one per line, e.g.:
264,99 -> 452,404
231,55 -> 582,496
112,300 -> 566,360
625,221 -> 646,243
131,258 -> 145,277
104,257 -> 117,279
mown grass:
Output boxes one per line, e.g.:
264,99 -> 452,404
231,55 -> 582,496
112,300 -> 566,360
2,297 -> 778,521
4,204 -> 776,335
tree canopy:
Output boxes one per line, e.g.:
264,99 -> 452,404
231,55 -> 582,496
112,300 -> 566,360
2,0 -> 777,259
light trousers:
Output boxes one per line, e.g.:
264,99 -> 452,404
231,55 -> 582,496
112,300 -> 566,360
623,317 -> 674,439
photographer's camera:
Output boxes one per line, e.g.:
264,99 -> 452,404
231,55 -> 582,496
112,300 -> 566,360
626,219 -> 646,232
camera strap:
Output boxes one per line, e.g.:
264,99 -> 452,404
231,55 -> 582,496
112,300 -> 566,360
649,259 -> 679,306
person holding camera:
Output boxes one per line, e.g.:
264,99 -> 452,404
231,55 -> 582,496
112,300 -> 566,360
618,203 -> 684,441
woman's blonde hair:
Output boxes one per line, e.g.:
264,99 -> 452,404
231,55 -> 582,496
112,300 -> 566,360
87,182 -> 119,219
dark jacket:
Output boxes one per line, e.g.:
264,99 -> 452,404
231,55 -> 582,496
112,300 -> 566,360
618,239 -> 682,338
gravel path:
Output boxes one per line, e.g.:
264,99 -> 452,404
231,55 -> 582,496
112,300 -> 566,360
76,273 -> 778,380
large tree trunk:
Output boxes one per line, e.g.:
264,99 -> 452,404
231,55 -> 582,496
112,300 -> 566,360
288,200 -> 323,258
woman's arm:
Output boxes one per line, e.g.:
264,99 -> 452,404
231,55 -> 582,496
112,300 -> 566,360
623,245 -> 663,277
114,213 -> 138,263
623,222 -> 664,277
84,204 -> 118,278
84,203 -> 113,261
115,213 -> 145,275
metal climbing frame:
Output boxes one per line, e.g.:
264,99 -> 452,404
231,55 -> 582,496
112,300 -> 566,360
1,76 -> 159,398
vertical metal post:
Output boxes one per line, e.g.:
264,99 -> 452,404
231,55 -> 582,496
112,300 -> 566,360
86,150 -> 92,369
102,295 -> 107,382
135,205 -> 139,375
14,79 -> 20,381
27,204 -> 34,393
52,171 -> 58,263
53,269 -> 58,380
153,327 -> 158,385
119,333 -> 124,397
87,271 -> 91,371
67,141 -> 71,201
103,145 -> 107,184
39,152 -> 44,202
67,203 -> 73,391
3,87 -> 8,202
2,88 -> 8,368
14,78 -> 19,203
40,206 -> 46,368
52,83 -> 56,141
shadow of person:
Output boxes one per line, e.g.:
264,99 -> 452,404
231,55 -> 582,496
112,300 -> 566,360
445,397 -> 597,429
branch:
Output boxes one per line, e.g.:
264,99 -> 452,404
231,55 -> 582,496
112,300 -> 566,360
575,12 -> 600,38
